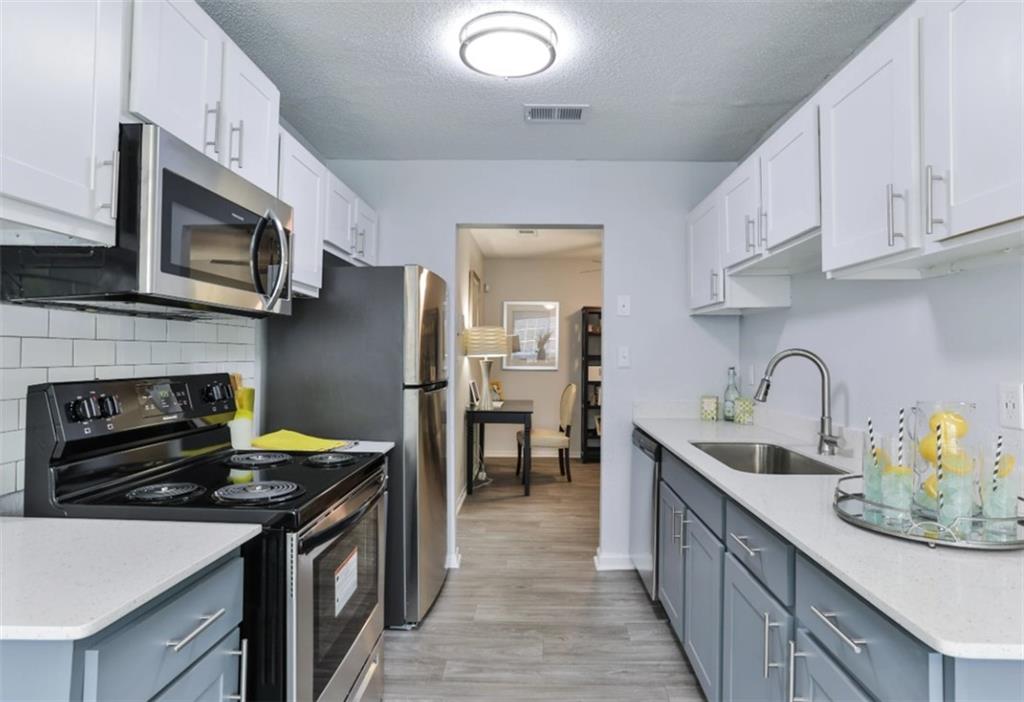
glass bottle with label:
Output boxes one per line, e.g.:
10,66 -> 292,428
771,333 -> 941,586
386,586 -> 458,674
723,367 -> 740,421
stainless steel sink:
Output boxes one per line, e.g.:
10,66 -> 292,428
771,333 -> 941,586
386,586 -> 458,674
691,442 -> 845,476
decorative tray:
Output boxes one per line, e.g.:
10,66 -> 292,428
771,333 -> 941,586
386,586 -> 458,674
833,474 -> 1024,551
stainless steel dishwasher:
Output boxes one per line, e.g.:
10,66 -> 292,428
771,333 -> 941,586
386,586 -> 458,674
630,428 -> 662,600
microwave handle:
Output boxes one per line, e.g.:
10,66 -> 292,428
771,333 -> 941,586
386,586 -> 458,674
249,209 -> 290,309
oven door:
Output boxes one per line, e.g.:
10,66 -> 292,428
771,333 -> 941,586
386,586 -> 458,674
138,125 -> 293,315
288,473 -> 386,702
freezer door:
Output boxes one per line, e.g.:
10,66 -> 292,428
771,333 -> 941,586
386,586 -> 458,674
403,266 -> 448,386
403,384 -> 448,623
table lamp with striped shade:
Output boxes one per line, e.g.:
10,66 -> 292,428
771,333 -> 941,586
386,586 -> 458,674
464,326 -> 507,410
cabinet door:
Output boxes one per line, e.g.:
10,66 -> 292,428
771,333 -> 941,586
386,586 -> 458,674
353,199 -> 379,266
687,193 -> 722,309
129,0 -> 223,158
791,629 -> 872,702
920,1 -> 1024,241
760,102 -> 821,249
222,42 -> 280,194
657,481 -> 685,641
683,514 -> 724,702
325,174 -> 357,257
722,555 -> 791,702
721,157 -> 762,267
278,130 -> 327,295
819,11 -> 918,272
0,0 -> 123,245
150,629 -> 242,702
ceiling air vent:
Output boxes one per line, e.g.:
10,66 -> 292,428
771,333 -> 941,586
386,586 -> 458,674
524,104 -> 589,123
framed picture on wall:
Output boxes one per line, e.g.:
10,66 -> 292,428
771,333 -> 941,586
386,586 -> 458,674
502,301 -> 559,371
468,380 -> 480,407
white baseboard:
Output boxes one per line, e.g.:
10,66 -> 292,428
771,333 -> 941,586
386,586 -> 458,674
446,548 -> 462,569
593,549 -> 634,571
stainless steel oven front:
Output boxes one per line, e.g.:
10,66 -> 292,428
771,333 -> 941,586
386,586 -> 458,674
287,471 -> 387,702
136,124 -> 293,315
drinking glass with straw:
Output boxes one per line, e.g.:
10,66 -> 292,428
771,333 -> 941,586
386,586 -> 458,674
862,417 -> 884,524
879,408 -> 913,527
981,433 -> 1021,541
935,421 -> 975,534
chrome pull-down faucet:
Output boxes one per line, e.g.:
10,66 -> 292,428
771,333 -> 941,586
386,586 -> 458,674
754,348 -> 841,456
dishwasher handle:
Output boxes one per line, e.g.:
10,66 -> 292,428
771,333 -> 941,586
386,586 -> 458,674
632,429 -> 661,461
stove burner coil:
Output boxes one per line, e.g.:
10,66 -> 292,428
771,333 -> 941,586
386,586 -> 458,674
212,480 -> 303,505
226,452 -> 291,468
126,482 -> 204,503
305,453 -> 358,467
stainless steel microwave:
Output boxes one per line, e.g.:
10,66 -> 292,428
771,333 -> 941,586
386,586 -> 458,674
1,124 -> 293,318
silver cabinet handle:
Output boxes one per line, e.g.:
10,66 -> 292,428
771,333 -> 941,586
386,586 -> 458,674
925,165 -> 945,235
358,228 -> 367,256
745,215 -> 755,252
758,205 -> 768,247
166,608 -> 226,652
763,613 -> 782,678
729,532 -> 763,557
98,150 -> 120,220
205,101 -> 222,155
788,640 -> 809,702
678,512 -> 692,555
710,270 -> 720,301
224,638 -> 248,702
886,183 -> 905,247
809,605 -> 866,654
670,508 -> 681,542
229,120 -> 245,168
350,224 -> 359,252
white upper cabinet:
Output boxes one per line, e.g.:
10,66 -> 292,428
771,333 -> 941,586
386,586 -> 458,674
0,0 -> 125,246
818,11 -> 918,272
129,0 -> 223,159
720,157 -> 761,268
919,0 -> 1024,242
325,174 -> 358,257
221,43 -> 280,195
278,130 -> 327,295
759,102 -> 821,249
352,199 -> 379,266
688,192 -> 722,310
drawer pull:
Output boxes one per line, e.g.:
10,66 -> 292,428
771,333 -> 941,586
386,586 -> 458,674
763,613 -> 782,678
810,605 -> 866,654
224,638 -> 248,702
787,640 -> 809,702
729,532 -> 763,557
166,608 -> 226,653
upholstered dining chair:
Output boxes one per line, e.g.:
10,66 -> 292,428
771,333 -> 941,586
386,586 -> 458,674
516,383 -> 578,483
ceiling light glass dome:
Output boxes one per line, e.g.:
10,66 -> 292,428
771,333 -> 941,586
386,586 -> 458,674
459,11 -> 558,78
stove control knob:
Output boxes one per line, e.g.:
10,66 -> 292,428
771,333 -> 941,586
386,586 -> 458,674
98,395 -> 121,418
202,382 -> 228,403
69,396 -> 101,422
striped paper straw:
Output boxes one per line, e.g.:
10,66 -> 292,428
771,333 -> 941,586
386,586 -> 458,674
936,422 -> 944,512
897,407 -> 904,466
867,417 -> 879,470
993,434 -> 1003,492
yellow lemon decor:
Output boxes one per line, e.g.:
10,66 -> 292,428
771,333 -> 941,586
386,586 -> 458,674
996,454 -> 1017,478
922,472 -> 940,500
883,464 -> 912,476
928,411 -> 969,439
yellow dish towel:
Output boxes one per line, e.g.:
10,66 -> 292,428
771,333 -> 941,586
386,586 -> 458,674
251,430 -> 350,452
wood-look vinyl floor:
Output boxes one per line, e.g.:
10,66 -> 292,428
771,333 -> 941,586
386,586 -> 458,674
382,457 -> 703,701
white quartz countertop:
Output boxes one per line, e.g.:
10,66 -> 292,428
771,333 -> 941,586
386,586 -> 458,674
0,518 -> 260,641
634,418 -> 1024,661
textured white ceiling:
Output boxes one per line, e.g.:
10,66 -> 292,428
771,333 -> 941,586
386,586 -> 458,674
200,0 -> 910,161
465,227 -> 603,259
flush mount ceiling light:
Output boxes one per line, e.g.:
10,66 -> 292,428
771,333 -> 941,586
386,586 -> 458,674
459,11 -> 557,78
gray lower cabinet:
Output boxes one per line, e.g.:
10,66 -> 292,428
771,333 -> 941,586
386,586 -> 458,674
722,555 -> 791,702
791,628 -> 872,702
683,514 -> 724,701
658,480 -> 686,640
152,629 -> 242,702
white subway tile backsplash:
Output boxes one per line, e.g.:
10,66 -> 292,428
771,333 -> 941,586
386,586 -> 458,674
21,338 -> 73,367
192,362 -> 219,374
0,304 -> 48,337
165,363 -> 194,375
134,318 -> 167,341
227,344 -> 252,361
116,341 -> 150,365
151,342 -> 182,363
1,367 -> 46,401
0,400 -> 17,432
167,320 -> 197,342
49,309 -> 95,339
0,429 -> 25,464
0,462 -> 16,496
74,339 -> 116,366
204,343 -> 228,362
133,364 -> 167,378
181,343 -> 207,362
1,337 -> 21,368
48,366 -> 96,383
96,315 -> 135,340
95,365 -> 135,380
18,400 -> 25,429
195,322 -> 220,342
217,325 -> 239,343
15,460 -> 24,491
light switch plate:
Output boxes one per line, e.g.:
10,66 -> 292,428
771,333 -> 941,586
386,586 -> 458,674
616,295 -> 631,316
617,346 -> 631,368
999,382 -> 1024,430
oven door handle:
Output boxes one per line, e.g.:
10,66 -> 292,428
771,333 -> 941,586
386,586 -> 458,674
298,476 -> 387,554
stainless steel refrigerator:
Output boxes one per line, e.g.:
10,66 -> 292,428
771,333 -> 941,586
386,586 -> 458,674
265,263 -> 448,629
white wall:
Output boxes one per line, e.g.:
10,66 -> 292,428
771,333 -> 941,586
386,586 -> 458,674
325,159 -> 737,569
739,263 -> 1024,440
480,256 -> 602,457
452,230 -> 485,506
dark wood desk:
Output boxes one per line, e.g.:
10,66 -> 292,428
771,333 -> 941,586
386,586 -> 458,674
466,400 -> 534,496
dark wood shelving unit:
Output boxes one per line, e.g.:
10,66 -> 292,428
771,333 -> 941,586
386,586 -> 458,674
580,306 -> 602,464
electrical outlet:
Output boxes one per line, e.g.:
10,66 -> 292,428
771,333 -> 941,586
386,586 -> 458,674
616,295 -> 631,316
999,382 -> 1024,430
617,345 -> 631,368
